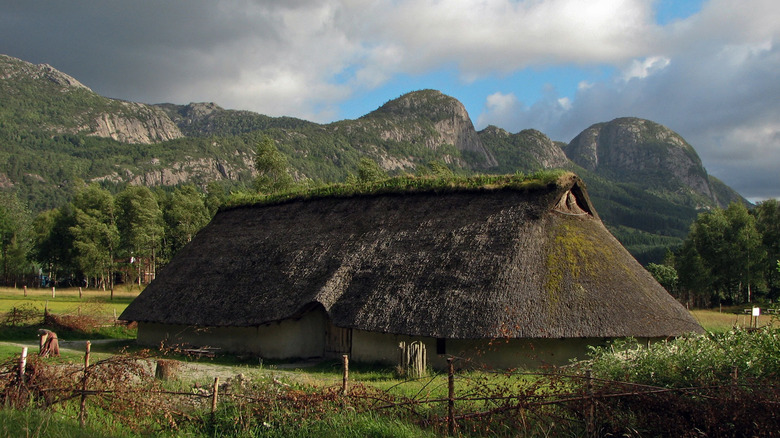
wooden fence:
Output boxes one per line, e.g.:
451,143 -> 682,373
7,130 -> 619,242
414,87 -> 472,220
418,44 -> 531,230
3,346 -> 778,436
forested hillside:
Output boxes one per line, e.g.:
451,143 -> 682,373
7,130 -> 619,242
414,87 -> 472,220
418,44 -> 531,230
0,54 -> 749,268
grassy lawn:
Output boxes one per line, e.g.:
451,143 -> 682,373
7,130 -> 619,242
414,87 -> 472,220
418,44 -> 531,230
690,307 -> 778,333
1,299 -> 778,437
0,286 -> 139,356
0,286 -> 140,318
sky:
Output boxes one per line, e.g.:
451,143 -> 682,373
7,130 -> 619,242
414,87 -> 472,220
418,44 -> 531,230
1,0 -> 778,200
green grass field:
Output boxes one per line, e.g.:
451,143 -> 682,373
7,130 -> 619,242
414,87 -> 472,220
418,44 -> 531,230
1,293 -> 778,437
0,286 -> 140,319
690,307 -> 778,332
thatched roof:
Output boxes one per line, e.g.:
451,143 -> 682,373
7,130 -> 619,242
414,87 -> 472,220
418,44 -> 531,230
121,173 -> 703,339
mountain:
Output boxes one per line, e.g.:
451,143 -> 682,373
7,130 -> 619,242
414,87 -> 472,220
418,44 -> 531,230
565,117 -> 737,206
0,54 -> 750,263
560,118 -> 745,261
479,126 -> 570,173
0,54 -> 182,144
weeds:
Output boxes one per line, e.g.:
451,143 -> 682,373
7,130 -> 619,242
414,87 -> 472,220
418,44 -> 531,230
1,327 -> 779,437
586,327 -> 780,436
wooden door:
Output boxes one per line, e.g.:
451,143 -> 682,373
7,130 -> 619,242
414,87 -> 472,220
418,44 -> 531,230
325,322 -> 352,357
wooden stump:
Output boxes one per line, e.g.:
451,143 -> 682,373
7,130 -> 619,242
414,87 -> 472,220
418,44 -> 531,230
155,359 -> 181,380
38,329 -> 60,357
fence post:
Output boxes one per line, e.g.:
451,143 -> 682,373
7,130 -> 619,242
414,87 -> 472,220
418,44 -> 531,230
18,347 -> 28,382
23,285 -> 27,297
211,377 -> 220,417
586,368 -> 595,437
79,287 -> 83,299
51,286 -> 55,298
447,357 -> 456,436
79,341 -> 91,428
342,354 -> 349,396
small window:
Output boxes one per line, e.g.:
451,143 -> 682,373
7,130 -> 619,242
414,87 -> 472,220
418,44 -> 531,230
436,338 -> 446,355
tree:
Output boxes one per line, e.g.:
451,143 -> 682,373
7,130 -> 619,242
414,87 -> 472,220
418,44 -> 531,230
205,181 -> 228,217
162,185 -> 210,256
116,186 -> 164,285
722,203 -> 765,302
70,184 -> 119,290
677,203 -> 766,305
32,207 -> 76,286
646,263 -> 679,296
254,136 -> 294,194
676,239 -> 711,306
0,191 -> 33,286
754,200 -> 780,298
356,157 -> 387,183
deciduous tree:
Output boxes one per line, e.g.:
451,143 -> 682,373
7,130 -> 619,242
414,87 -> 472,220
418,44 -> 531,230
254,136 -> 294,194
32,207 -> 76,286
0,192 -> 33,285
677,203 -> 766,305
70,184 -> 119,290
162,185 -> 210,255
116,186 -> 164,285
754,200 -> 780,297
356,157 -> 387,183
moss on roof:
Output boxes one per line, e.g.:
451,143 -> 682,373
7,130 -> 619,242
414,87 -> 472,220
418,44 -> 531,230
223,169 -> 570,210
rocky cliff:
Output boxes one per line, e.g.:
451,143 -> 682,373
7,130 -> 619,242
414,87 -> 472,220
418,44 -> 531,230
88,102 -> 183,144
1,52 -> 752,263
0,54 -> 90,90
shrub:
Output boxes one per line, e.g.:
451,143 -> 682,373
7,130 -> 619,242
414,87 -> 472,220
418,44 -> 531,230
588,327 -> 780,387
584,327 -> 780,435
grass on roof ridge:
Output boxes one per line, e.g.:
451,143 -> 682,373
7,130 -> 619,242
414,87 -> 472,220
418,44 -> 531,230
223,169 -> 572,210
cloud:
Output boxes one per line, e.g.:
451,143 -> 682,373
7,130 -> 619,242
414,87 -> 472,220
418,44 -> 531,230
620,56 -> 671,81
348,0 -> 658,78
1,0 -> 361,121
1,0 -> 779,197
471,1 -> 780,198
0,0 -> 665,121
487,92 -> 518,110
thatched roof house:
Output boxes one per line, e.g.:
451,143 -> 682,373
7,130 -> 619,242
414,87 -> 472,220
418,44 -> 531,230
121,173 -> 702,368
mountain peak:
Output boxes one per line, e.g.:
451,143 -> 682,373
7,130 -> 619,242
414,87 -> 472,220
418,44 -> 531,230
1,54 -> 90,91
367,89 -> 468,121
1,54 -> 182,145
564,117 -> 715,201
362,90 -> 498,168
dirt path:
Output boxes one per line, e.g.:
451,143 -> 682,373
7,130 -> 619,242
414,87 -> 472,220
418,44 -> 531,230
1,340 -> 337,388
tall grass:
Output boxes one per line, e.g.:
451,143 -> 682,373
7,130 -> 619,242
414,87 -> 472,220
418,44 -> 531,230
583,327 -> 780,435
0,405 -> 131,438
588,326 -> 780,387
691,308 -> 778,333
